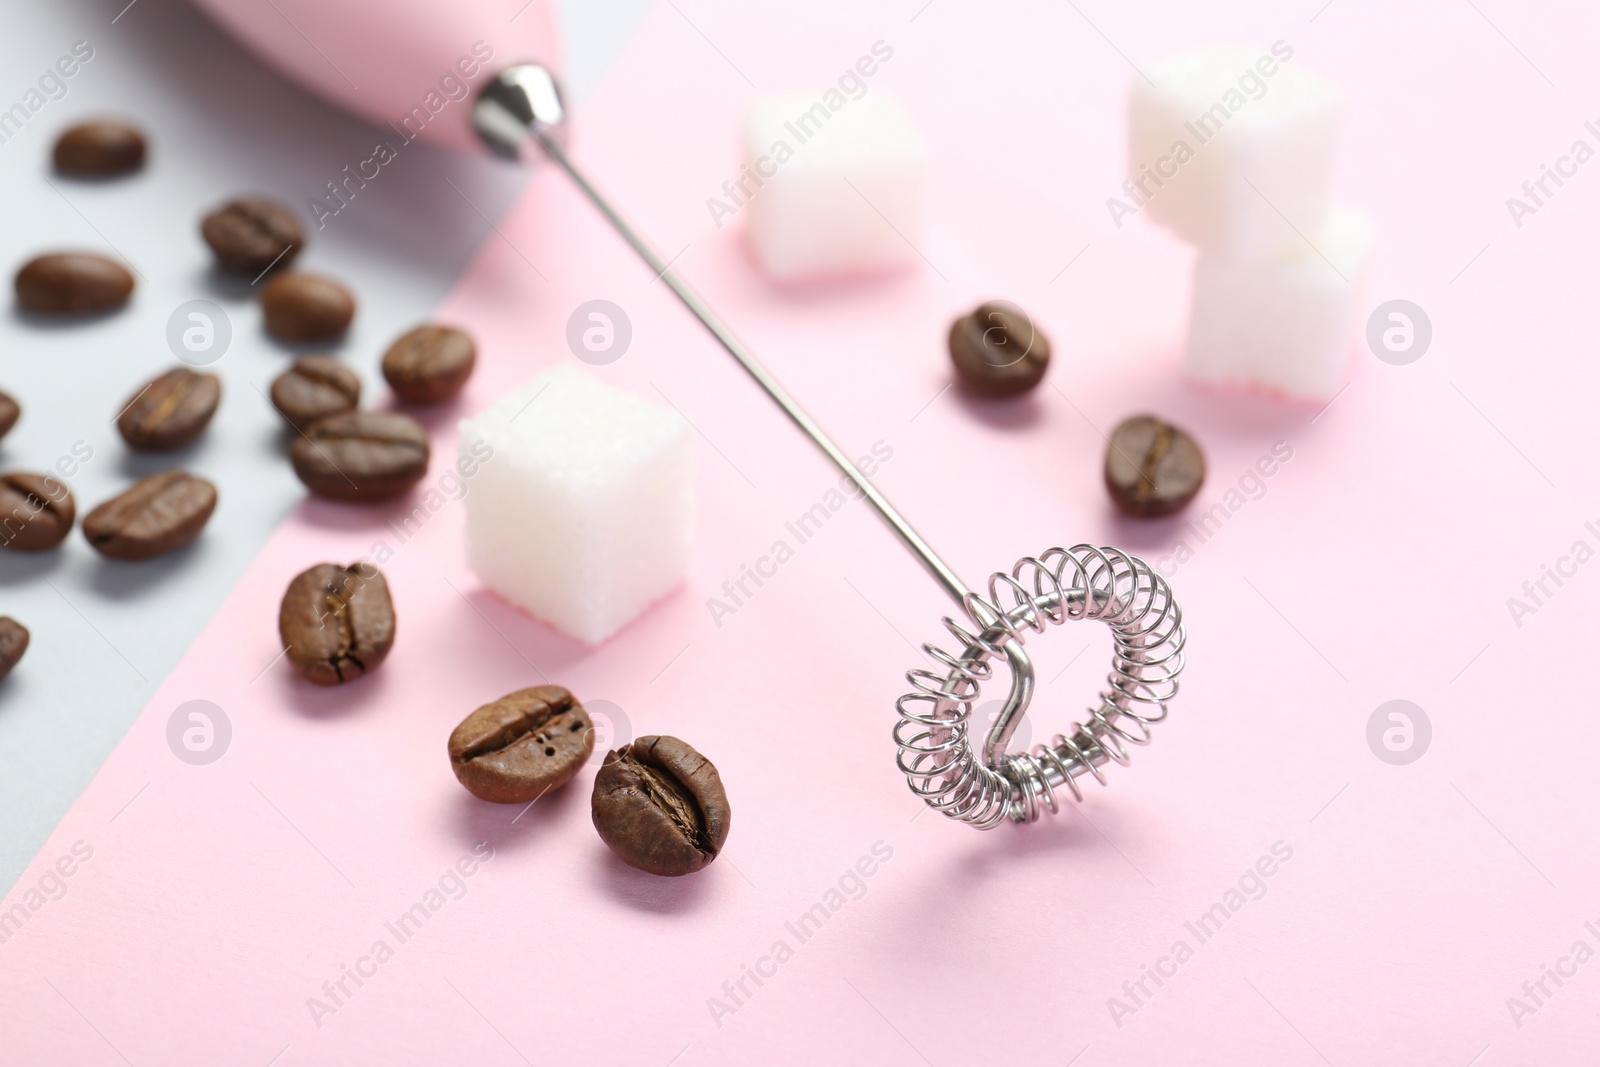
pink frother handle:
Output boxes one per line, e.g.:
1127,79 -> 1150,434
187,0 -> 561,152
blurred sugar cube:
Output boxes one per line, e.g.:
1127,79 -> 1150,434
459,367 -> 693,645
740,93 -> 927,282
1127,44 -> 1343,260
1184,210 -> 1374,401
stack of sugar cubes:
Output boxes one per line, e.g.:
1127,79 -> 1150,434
1126,43 -> 1372,401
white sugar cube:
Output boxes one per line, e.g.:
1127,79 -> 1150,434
1126,45 -> 1343,260
738,93 -> 927,282
459,367 -> 693,644
1183,210 -> 1374,401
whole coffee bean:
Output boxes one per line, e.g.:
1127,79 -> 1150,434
278,562 -> 395,686
270,356 -> 360,431
1104,414 -> 1206,518
449,686 -> 594,803
53,120 -> 146,177
290,411 -> 428,502
201,197 -> 304,276
592,735 -> 730,877
0,473 -> 75,551
382,325 -> 477,404
0,617 -> 27,680
116,368 -> 221,451
948,300 -> 1051,396
261,271 -> 354,343
82,471 -> 217,560
15,253 -> 134,314
0,390 -> 19,441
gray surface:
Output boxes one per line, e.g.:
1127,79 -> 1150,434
0,0 -> 651,890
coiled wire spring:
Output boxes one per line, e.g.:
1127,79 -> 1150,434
894,545 -> 1184,828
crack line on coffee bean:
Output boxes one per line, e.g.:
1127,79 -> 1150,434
631,758 -> 711,855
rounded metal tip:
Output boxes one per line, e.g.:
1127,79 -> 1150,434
473,63 -> 567,160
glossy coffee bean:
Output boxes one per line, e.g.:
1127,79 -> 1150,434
449,686 -> 594,803
948,300 -> 1051,396
82,471 -> 217,560
270,356 -> 360,431
278,562 -> 395,686
0,390 -> 19,441
15,253 -> 134,314
1104,414 -> 1206,518
261,271 -> 354,343
0,473 -> 75,551
53,120 -> 146,177
290,411 -> 428,502
0,617 -> 28,679
592,735 -> 730,876
201,197 -> 304,276
382,325 -> 476,404
116,368 -> 221,451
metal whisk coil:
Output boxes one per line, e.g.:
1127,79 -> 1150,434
476,69 -> 1189,834
895,545 -> 1184,828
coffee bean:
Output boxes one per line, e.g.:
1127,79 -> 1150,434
261,272 -> 354,343
53,120 -> 146,177
0,617 -> 28,680
948,301 -> 1051,396
278,562 -> 395,686
290,411 -> 429,502
201,197 -> 304,276
449,686 -> 594,803
0,390 -> 19,442
270,356 -> 360,431
1104,414 -> 1206,518
116,368 -> 221,451
0,473 -> 75,551
83,471 -> 217,560
592,735 -> 730,876
15,253 -> 134,314
382,325 -> 476,404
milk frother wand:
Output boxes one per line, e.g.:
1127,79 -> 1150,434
475,66 -> 1186,829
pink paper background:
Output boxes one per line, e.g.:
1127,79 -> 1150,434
5,0 -> 1600,1063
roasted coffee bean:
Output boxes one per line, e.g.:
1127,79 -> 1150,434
948,300 -> 1051,396
449,686 -> 594,803
1104,414 -> 1206,518
53,120 -> 146,177
0,390 -> 19,441
15,253 -> 134,314
278,562 -> 395,686
290,411 -> 428,502
201,197 -> 304,276
0,617 -> 28,679
592,735 -> 730,876
261,271 -> 354,343
0,473 -> 75,551
270,356 -> 360,431
382,325 -> 477,404
82,471 -> 216,560
116,368 -> 221,451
